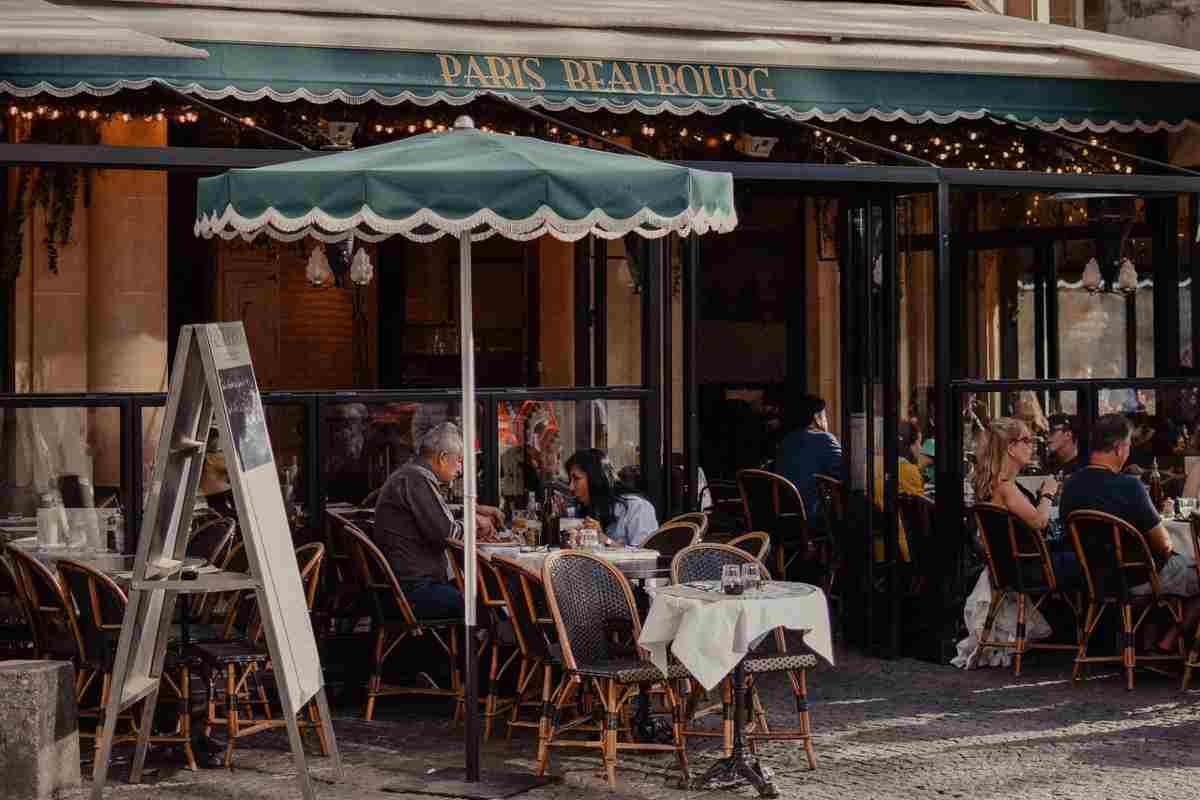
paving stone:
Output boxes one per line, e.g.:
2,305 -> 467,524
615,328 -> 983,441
77,646 -> 1200,800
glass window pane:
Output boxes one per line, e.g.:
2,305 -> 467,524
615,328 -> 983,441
498,398 -> 641,508
321,400 -> 466,506
0,406 -> 124,514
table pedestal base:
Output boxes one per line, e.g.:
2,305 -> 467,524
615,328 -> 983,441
692,659 -> 778,798
696,753 -> 777,797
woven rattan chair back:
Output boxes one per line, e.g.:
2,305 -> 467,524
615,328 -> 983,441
9,547 -> 83,660
666,512 -> 710,540
57,559 -> 126,669
187,517 -> 237,567
726,531 -> 770,562
492,555 -> 552,660
542,551 -> 640,671
972,503 -> 1041,592
640,521 -> 702,561
338,523 -> 420,626
1066,509 -> 1160,601
670,543 -> 768,585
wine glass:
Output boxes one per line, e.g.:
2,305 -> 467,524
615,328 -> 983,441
741,563 -> 761,592
721,564 -> 744,595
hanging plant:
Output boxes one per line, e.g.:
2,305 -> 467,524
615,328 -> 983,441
1,167 -> 31,285
3,165 -> 89,277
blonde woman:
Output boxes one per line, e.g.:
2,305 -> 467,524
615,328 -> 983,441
973,417 -> 1058,532
953,417 -> 1060,669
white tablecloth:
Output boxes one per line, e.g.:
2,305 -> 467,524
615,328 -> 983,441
638,581 -> 834,691
1165,520 -> 1197,560
479,544 -> 659,574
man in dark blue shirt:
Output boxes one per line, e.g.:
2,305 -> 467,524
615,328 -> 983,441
1060,414 -> 1199,650
775,395 -> 843,518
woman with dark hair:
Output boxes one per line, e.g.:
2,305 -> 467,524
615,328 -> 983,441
565,448 -> 659,546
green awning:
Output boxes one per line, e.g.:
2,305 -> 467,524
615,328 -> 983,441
2,41 -> 1195,133
195,123 -> 737,243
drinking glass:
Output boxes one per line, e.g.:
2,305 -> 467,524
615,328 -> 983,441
1180,497 -> 1198,519
721,564 -> 744,595
582,530 -> 600,550
741,563 -> 761,592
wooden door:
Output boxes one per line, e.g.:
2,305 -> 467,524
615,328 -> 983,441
220,260 -> 280,389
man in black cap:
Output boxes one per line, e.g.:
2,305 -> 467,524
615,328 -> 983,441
1046,413 -> 1083,476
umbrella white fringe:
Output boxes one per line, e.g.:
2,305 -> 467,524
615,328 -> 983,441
195,202 -> 738,243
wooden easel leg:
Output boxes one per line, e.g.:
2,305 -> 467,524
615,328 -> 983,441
130,685 -> 162,783
283,700 -> 317,800
315,687 -> 343,779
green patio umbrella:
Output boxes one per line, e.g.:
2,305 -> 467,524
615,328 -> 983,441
195,116 -> 737,786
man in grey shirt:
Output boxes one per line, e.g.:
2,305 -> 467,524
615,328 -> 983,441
373,422 -> 504,620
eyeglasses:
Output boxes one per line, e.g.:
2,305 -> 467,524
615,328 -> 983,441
1013,436 -> 1034,446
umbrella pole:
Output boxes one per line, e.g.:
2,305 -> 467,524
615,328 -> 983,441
459,232 -> 481,783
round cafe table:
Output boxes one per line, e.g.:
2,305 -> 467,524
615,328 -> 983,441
638,581 -> 835,798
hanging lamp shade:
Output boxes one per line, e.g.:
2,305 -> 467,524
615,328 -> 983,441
196,121 -> 737,245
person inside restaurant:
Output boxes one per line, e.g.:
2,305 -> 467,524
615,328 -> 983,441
198,426 -> 236,518
372,422 -> 505,620
775,394 -> 843,520
566,448 -> 658,547
1059,414 -> 1200,651
972,417 -> 1066,573
1045,413 -> 1084,476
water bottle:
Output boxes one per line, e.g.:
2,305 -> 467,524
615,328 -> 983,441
107,509 -> 125,554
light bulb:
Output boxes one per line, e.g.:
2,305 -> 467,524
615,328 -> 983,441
1118,258 -> 1138,292
306,247 -> 333,287
350,248 -> 374,286
1082,257 -> 1103,293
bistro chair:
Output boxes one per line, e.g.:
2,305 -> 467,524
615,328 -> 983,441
726,531 -> 771,563
700,478 -> 747,535
336,524 -> 460,720
971,503 -> 1082,675
670,543 -> 819,769
666,512 -> 710,541
896,493 -> 936,594
639,521 -> 702,562
539,551 -> 692,789
1183,515 -> 1200,690
8,546 -> 78,662
446,541 -> 517,740
58,558 -> 198,771
323,510 -> 373,634
737,469 -> 818,582
490,554 -> 562,743
1066,510 -> 1185,690
0,555 -> 35,659
186,516 -> 237,570
360,487 -> 383,510
812,473 -> 845,594
189,543 -> 329,767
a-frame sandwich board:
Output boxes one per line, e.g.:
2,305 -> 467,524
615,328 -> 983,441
91,322 -> 341,799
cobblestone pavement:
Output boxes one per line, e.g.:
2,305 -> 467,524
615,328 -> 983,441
86,646 -> 1200,800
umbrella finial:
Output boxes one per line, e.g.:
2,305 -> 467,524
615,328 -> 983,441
453,115 -> 475,131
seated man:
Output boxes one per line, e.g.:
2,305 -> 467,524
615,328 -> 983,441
372,422 -> 505,620
1060,413 -> 1200,650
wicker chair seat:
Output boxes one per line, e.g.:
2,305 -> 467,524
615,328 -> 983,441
572,658 -> 693,683
744,653 -> 819,673
189,638 -> 270,667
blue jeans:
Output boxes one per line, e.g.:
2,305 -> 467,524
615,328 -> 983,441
398,578 -> 464,621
